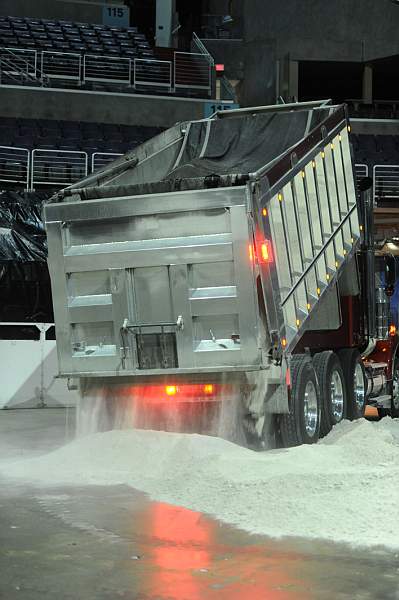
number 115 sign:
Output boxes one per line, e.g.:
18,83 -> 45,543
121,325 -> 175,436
102,5 -> 130,28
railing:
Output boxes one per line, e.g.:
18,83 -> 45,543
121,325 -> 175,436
134,58 -> 172,90
0,47 -> 49,86
192,32 -> 215,64
0,46 -> 213,97
0,47 -> 37,78
1,146 -> 399,205
0,146 -> 30,189
30,149 -> 88,189
354,163 -> 368,198
373,164 -> 399,204
92,152 -> 123,173
41,51 -> 81,82
0,145 -> 118,190
83,54 -> 131,85
175,51 -> 211,91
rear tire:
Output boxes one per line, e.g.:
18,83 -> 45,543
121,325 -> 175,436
279,354 -> 321,447
337,349 -> 366,420
313,351 -> 346,437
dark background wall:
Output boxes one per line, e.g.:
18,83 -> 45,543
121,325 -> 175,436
243,0 -> 399,63
205,0 -> 399,106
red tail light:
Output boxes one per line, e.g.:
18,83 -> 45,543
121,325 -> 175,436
133,383 -> 222,403
249,239 -> 273,265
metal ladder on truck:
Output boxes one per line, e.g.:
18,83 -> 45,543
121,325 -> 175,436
252,109 -> 361,354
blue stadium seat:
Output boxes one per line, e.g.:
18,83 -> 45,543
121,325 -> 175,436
0,15 -> 152,60
0,116 -> 162,158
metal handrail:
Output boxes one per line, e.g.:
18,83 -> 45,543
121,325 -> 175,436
1,47 -> 49,86
280,204 -> 358,310
133,57 -> 172,90
0,144 -> 30,189
0,46 -> 216,97
91,152 -> 123,173
192,32 -> 214,66
30,148 -> 88,189
373,164 -> 399,204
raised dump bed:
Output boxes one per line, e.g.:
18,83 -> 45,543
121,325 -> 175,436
45,101 -> 366,447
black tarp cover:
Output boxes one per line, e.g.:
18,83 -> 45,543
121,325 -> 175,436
169,111 -> 314,179
59,108 -> 331,201
0,191 -> 53,324
0,190 -> 48,262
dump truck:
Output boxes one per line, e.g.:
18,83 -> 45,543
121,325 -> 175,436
44,100 -> 399,447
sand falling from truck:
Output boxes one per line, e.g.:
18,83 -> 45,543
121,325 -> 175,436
76,377 -> 253,447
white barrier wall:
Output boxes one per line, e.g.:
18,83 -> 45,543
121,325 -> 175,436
0,323 -> 79,409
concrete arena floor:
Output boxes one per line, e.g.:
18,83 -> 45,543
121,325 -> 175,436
0,410 -> 399,600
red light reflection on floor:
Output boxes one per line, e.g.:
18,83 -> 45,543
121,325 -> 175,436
144,502 -> 310,600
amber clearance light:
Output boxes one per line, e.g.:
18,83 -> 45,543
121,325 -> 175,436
389,324 -> 397,337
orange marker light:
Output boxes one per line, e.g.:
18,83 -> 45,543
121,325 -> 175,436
203,384 -> 214,394
261,242 -> 269,262
249,244 -> 254,262
389,324 -> 396,337
165,385 -> 177,396
282,338 -> 287,348
262,208 -> 267,217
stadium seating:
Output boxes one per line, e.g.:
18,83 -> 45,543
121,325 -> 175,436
0,16 -> 214,98
352,134 -> 399,168
0,15 -> 153,59
0,116 -> 161,154
0,117 -> 163,191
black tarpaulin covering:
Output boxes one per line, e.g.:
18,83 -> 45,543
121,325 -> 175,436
57,108 -> 331,202
164,108 -> 329,181
169,111 -> 312,179
0,190 -> 53,325
0,190 -> 48,262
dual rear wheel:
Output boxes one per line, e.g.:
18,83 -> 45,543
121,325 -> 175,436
279,349 -> 366,447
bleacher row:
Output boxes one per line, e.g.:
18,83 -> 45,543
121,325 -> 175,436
0,116 -> 161,154
352,134 -> 399,168
0,117 -> 162,190
0,15 -> 152,59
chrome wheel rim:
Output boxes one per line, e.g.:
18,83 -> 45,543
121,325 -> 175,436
330,370 -> 344,422
354,363 -> 365,412
304,380 -> 318,437
393,366 -> 399,410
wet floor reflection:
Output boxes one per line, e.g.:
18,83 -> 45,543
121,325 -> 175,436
2,481 -> 398,599
138,501 -> 311,599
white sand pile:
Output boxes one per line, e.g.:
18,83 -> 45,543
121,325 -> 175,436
2,418 -> 399,548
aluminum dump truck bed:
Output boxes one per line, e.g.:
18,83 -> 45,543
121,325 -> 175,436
44,101 -> 360,380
